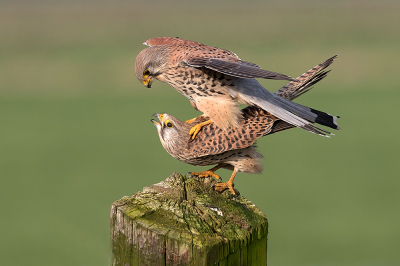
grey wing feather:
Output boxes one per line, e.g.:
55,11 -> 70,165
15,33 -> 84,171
240,56 -> 339,137
184,57 -> 296,81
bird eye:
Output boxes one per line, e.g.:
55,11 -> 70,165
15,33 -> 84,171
165,120 -> 173,128
143,69 -> 151,76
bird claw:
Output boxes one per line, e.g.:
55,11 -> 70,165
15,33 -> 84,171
189,124 -> 202,139
189,170 -> 221,180
189,119 -> 212,140
213,181 -> 236,195
185,117 -> 197,124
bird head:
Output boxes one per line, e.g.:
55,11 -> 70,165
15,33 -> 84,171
151,113 -> 189,153
135,46 -> 169,88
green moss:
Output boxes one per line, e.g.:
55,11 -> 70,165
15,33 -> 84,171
111,232 -> 136,266
111,173 -> 268,265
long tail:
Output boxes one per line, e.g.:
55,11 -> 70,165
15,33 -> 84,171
234,56 -> 340,137
275,55 -> 337,101
267,56 -> 338,135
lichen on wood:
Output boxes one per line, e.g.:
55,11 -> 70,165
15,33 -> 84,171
110,172 -> 268,266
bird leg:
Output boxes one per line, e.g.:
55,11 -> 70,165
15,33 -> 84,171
189,119 -> 212,139
185,113 -> 207,124
214,168 -> 237,195
185,117 -> 199,124
189,164 -> 222,180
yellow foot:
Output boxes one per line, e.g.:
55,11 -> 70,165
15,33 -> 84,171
189,170 -> 221,180
185,117 -> 197,124
214,181 -> 235,195
189,119 -> 212,139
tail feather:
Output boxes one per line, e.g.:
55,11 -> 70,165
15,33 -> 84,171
290,70 -> 330,100
272,55 -> 340,131
236,83 -> 335,137
275,55 -> 337,100
233,55 -> 340,137
311,108 -> 340,130
272,96 -> 340,130
267,120 -> 295,135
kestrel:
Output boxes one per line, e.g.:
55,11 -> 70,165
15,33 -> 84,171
151,56 -> 338,195
136,37 -> 340,139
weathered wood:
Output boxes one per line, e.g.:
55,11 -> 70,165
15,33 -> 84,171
110,172 -> 268,266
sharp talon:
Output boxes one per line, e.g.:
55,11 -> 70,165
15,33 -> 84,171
214,181 -> 235,195
189,170 -> 221,180
189,125 -> 201,140
189,124 -> 203,140
189,119 -> 212,140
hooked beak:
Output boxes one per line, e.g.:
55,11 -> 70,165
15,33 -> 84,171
151,113 -> 164,126
143,78 -> 152,88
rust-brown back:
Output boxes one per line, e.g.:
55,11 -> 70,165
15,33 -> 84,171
182,107 -> 283,159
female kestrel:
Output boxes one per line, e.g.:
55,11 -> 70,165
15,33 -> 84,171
151,56 -> 338,195
136,37 -> 340,139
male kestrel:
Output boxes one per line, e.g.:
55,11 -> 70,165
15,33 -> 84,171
151,56 -> 338,195
136,37 -> 340,139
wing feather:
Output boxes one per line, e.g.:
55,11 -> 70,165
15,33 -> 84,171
185,56 -> 295,81
183,56 -> 339,157
186,107 -> 276,157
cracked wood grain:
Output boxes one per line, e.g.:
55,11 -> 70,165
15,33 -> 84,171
110,172 -> 268,266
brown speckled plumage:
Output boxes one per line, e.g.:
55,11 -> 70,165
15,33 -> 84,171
151,57 -> 338,194
136,37 -> 340,138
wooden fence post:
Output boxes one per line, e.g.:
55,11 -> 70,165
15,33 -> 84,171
110,172 -> 268,266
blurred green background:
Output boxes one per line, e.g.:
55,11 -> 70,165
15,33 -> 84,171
1,0 -> 399,265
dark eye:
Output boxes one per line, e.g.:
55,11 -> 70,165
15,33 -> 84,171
143,69 -> 151,76
166,122 -> 173,128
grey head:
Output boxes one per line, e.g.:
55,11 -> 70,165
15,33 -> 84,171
135,46 -> 170,88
